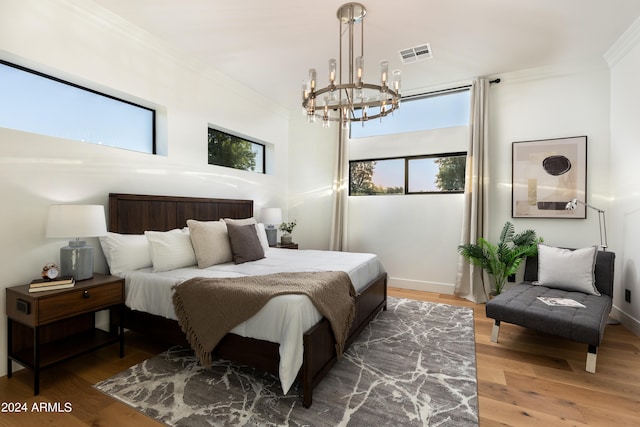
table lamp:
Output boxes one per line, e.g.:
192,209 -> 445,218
261,207 -> 282,247
565,199 -> 607,250
46,204 -> 107,280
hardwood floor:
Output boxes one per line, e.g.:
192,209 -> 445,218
1,288 -> 638,426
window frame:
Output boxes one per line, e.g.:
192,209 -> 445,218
0,59 -> 156,154
349,151 -> 467,196
207,127 -> 266,174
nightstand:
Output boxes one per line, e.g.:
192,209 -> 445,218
5,274 -> 125,395
276,242 -> 299,249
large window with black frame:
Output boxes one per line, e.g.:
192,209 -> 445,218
0,60 -> 155,154
349,152 -> 466,196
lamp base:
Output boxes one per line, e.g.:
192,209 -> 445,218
265,227 -> 277,247
60,240 -> 94,281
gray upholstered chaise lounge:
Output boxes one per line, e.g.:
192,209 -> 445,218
485,249 -> 615,373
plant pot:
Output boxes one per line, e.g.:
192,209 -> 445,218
281,234 -> 292,244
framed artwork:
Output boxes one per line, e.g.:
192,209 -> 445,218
512,136 -> 587,218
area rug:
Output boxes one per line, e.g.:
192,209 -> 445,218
94,297 -> 478,426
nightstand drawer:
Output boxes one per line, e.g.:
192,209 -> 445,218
39,282 -> 124,324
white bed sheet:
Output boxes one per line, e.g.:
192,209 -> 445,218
117,248 -> 384,394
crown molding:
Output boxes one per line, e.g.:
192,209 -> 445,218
604,16 -> 640,67
493,60 -> 608,86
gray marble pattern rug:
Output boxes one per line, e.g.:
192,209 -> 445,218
94,297 -> 478,426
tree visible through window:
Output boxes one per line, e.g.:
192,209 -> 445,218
434,156 -> 466,191
350,152 -> 466,195
350,159 -> 404,195
208,128 -> 265,173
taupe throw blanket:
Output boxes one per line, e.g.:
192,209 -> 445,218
172,271 -> 356,369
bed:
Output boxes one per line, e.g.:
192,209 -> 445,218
106,193 -> 387,408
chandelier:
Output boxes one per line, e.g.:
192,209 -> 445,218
302,2 -> 401,128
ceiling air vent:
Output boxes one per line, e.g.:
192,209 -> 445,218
399,43 -> 432,64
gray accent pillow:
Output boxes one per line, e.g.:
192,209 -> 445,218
227,223 -> 265,264
535,244 -> 600,295
224,217 -> 270,252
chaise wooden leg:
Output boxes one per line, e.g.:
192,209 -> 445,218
490,320 -> 500,343
586,345 -> 597,373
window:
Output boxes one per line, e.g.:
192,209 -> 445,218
407,153 -> 466,193
208,128 -> 266,174
350,89 -> 470,139
350,152 -> 466,196
350,158 -> 404,195
0,60 -> 155,153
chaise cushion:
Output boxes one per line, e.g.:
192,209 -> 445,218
486,282 -> 612,347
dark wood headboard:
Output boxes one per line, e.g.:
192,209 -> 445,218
108,193 -> 254,234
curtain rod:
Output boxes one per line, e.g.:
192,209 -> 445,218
403,78 -> 501,101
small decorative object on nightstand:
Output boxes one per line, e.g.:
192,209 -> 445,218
5,274 -> 125,395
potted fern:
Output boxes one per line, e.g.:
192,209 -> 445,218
458,221 -> 540,297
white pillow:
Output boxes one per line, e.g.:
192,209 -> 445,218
535,244 -> 600,295
145,230 -> 197,272
99,232 -> 152,275
187,219 -> 233,268
223,218 -> 269,252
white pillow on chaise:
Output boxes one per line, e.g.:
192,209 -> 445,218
535,244 -> 600,295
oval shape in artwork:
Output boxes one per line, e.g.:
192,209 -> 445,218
542,155 -> 571,176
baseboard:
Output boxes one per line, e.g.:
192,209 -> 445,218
611,305 -> 640,337
388,277 -> 454,295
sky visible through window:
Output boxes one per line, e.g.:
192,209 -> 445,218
408,158 -> 440,192
0,62 -> 154,153
350,89 -> 470,139
371,159 -> 404,189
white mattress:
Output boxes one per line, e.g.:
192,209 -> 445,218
117,248 -> 384,394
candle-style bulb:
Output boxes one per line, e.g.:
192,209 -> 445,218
356,56 -> 364,84
328,59 -> 336,85
392,69 -> 401,93
380,61 -> 388,86
309,68 -> 317,90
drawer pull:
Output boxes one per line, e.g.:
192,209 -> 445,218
83,290 -> 90,299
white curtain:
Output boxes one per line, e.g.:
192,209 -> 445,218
329,126 -> 349,251
455,78 -> 491,303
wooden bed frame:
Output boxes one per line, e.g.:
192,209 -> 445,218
107,193 -> 387,408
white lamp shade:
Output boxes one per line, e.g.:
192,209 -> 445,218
261,207 -> 283,226
46,205 -> 107,238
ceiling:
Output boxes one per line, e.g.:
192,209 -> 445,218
92,0 -> 640,113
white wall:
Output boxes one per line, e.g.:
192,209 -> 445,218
488,61 -> 612,249
607,17 -> 640,335
0,0 -> 290,376
287,113 -> 338,250
348,126 -> 468,293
